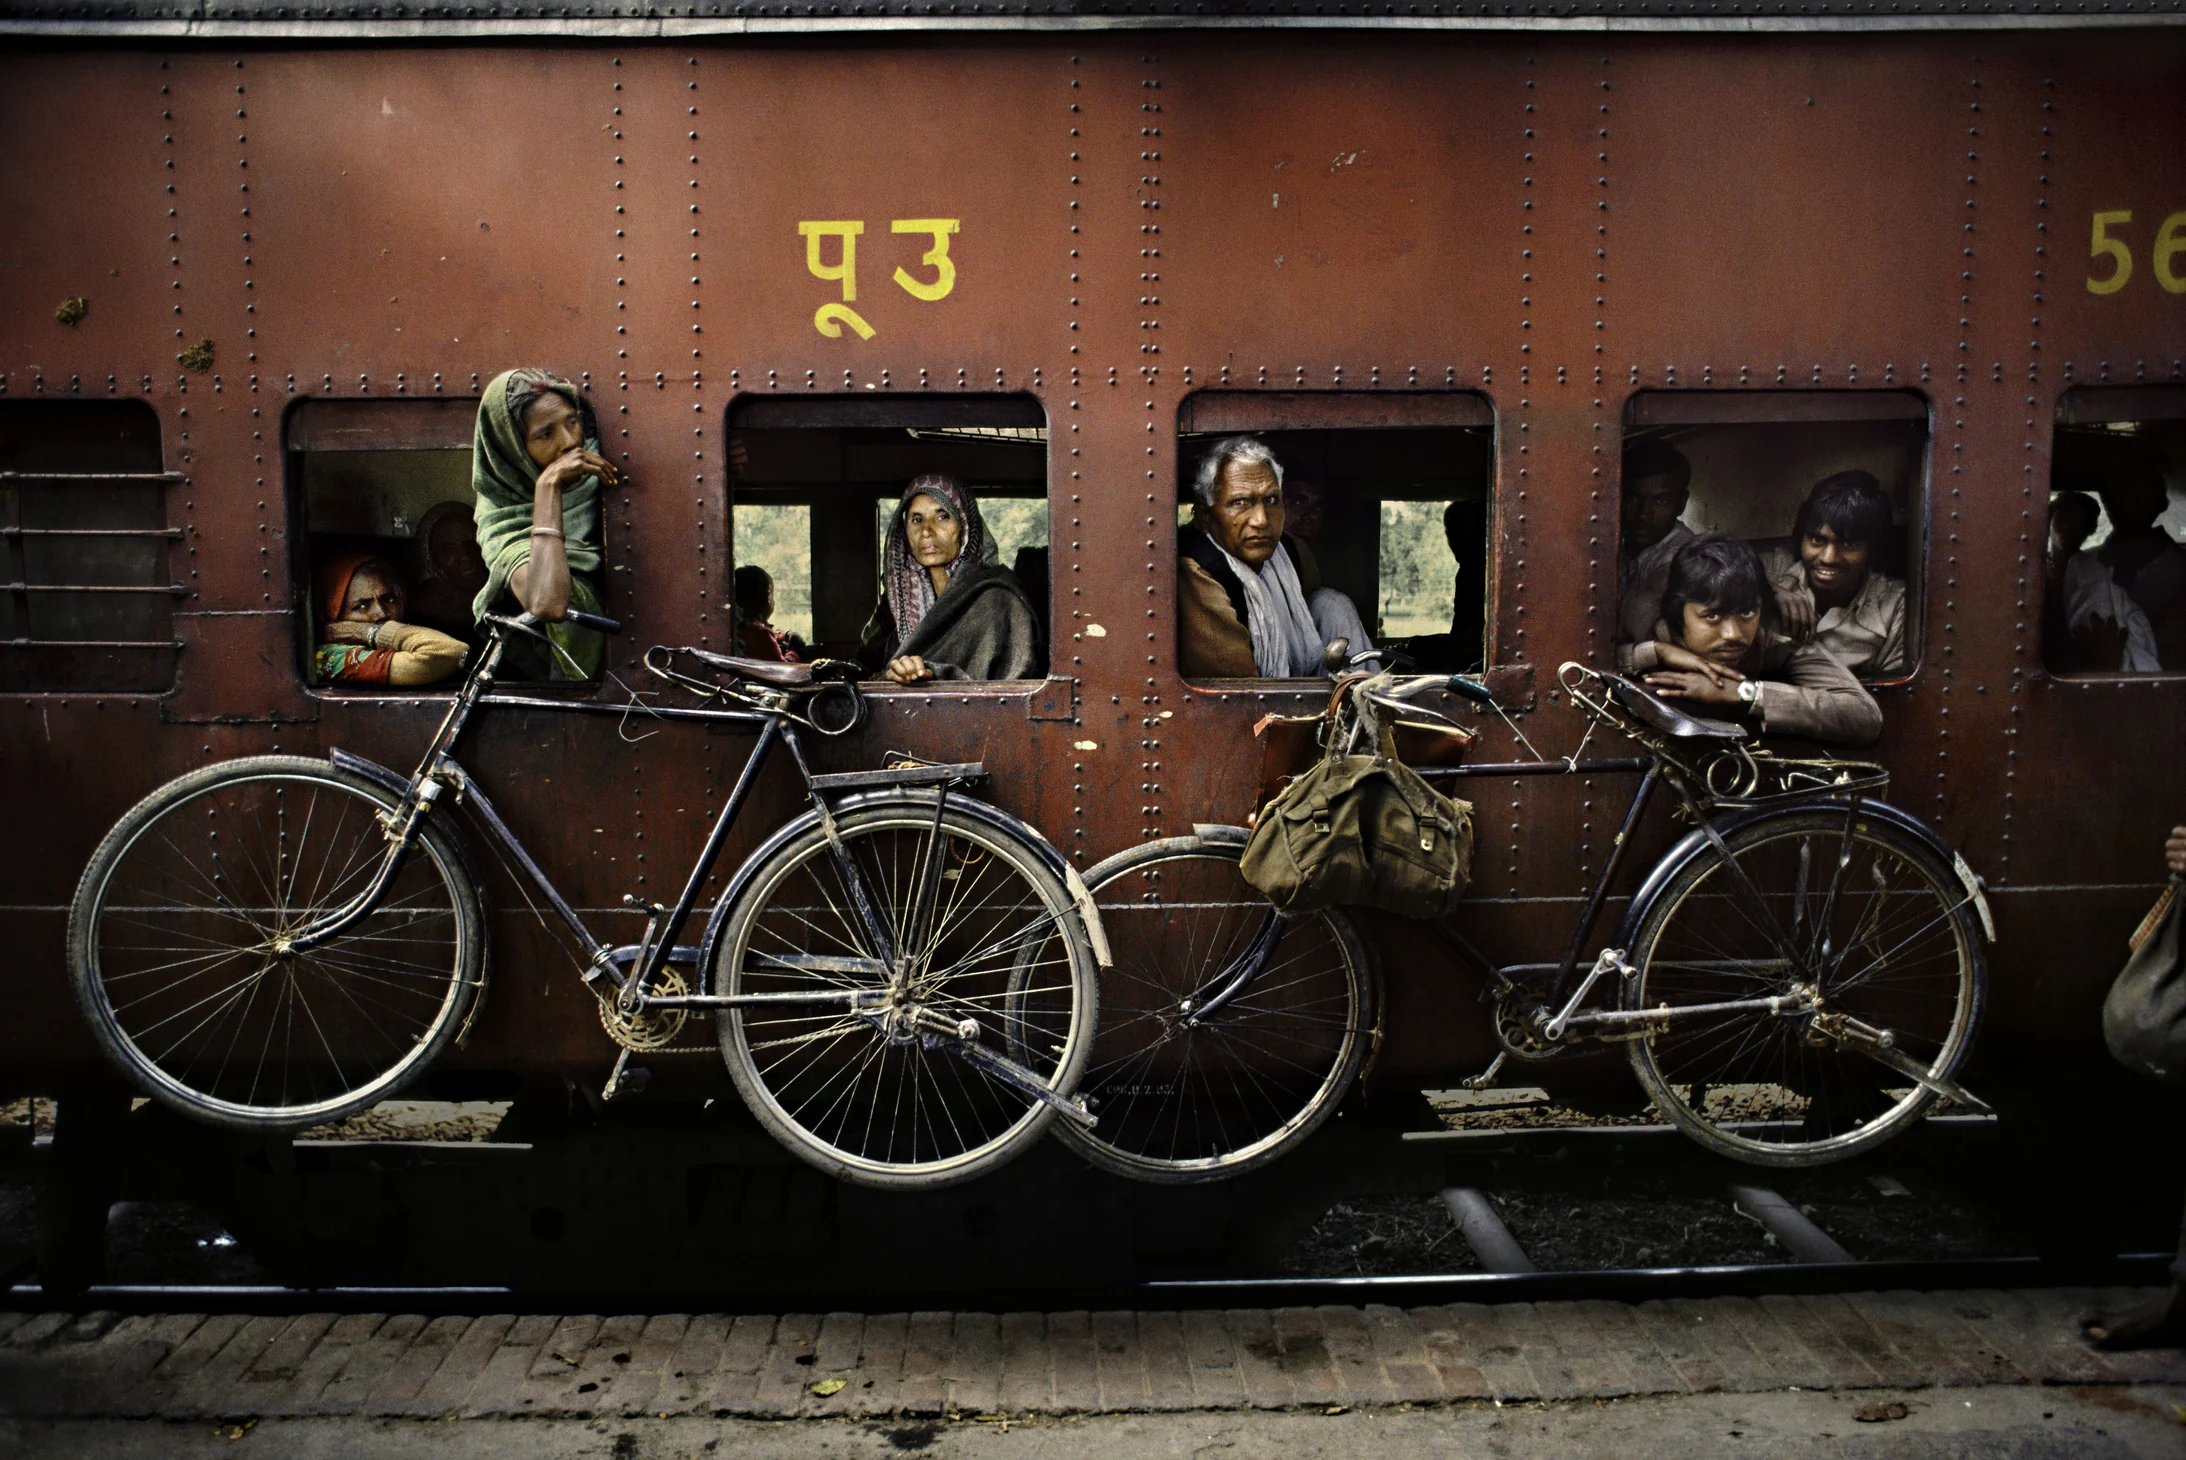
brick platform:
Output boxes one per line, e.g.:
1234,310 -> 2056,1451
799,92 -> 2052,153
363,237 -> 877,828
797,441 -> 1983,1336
1,1290 -> 2182,1421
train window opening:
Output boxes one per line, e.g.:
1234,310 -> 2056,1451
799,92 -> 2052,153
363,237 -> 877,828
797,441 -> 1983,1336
2045,387 -> 2186,676
288,399 -> 498,691
289,395 -> 606,692
0,400 -> 177,694
1616,392 -> 1930,685
1174,393 -> 1495,682
728,395 -> 1049,683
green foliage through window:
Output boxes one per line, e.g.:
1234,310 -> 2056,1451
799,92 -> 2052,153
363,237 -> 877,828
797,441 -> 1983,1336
1378,500 -> 1459,638
733,503 -> 814,640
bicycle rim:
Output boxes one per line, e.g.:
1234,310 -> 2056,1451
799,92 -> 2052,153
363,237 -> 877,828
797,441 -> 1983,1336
717,803 -> 1095,1188
1625,810 -> 1983,1166
1061,839 -> 1378,1183
72,759 -> 481,1130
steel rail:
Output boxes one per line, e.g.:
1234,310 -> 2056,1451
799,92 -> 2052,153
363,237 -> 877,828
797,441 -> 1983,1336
6,1252 -> 2169,1318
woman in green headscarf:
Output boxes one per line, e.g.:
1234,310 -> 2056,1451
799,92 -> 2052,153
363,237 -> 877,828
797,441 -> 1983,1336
471,366 -> 617,681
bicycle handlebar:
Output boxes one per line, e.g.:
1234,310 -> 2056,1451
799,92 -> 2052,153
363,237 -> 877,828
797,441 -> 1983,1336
561,608 -> 622,635
484,608 -> 622,639
1445,674 -> 1496,707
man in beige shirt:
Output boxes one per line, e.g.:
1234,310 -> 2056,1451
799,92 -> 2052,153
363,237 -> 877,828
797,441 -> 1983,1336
1758,469 -> 1909,679
1627,534 -> 1883,746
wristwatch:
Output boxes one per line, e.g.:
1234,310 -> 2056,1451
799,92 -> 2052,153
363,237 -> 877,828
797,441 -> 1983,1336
1735,678 -> 1762,709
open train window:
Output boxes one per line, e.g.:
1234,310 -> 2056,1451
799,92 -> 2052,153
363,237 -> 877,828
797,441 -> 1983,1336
288,397 -> 584,691
728,395 -> 1049,685
1173,393 -> 1494,682
2044,387 -> 2186,676
1616,392 -> 1929,684
0,401 -> 178,694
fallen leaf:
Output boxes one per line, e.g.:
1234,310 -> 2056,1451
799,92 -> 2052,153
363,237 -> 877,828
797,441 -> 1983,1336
1324,1404 -> 1350,1415
810,1377 -> 847,1397
1854,1400 -> 1910,1423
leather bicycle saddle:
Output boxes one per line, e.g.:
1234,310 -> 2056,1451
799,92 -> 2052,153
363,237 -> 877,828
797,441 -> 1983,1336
680,647 -> 815,688
1604,673 -> 1748,741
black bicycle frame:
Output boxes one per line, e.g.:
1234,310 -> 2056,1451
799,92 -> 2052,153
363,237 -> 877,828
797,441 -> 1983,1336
1417,755 -> 1663,1010
290,623 -> 874,1014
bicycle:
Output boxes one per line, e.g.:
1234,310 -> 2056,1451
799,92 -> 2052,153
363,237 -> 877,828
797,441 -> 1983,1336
1058,660 -> 1992,1181
66,609 -> 1107,1190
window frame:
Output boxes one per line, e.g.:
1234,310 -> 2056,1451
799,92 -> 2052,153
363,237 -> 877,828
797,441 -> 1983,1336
2041,384 -> 2186,682
283,395 -> 545,701
1172,390 -> 1498,695
725,392 -> 1058,704
1617,389 -> 1933,689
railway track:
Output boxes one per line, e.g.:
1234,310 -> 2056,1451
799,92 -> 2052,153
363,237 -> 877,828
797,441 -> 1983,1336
1,1099 -> 2177,1313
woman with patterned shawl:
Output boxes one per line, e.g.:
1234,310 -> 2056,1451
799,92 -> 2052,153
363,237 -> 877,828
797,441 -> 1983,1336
313,554 -> 467,686
470,366 -> 617,681
858,474 -> 1042,684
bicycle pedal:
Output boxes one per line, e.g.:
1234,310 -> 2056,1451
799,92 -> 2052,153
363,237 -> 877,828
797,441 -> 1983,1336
600,1050 -> 653,1102
1457,1052 -> 1508,1092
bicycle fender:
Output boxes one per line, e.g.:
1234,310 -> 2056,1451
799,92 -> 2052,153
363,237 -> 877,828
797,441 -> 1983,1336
327,748 -> 486,892
1609,797 -> 1995,950
693,789 -> 1113,987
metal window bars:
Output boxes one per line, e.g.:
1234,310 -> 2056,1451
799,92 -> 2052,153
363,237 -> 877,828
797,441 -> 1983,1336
1,471 -> 188,684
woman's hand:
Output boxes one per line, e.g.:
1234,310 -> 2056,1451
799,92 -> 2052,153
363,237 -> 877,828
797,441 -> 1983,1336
1644,668 -> 1744,707
885,655 -> 934,685
2166,825 -> 2186,876
323,618 -> 375,645
535,447 -> 619,496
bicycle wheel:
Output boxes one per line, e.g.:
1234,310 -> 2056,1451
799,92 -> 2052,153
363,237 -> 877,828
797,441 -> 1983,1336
1056,836 -> 1380,1183
67,755 -> 486,1132
1622,806 -> 1986,1167
714,797 -> 1098,1189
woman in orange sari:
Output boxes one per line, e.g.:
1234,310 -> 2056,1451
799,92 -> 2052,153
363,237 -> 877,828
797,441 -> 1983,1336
314,555 -> 468,687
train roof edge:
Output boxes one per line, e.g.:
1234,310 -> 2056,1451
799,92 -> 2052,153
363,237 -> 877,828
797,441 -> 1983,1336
1,0 -> 2183,35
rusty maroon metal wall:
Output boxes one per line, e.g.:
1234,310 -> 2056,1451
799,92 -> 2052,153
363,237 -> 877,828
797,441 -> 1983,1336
2,31 -> 2182,1097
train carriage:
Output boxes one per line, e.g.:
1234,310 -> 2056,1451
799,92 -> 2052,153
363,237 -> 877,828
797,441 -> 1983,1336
2,0 -> 2183,1286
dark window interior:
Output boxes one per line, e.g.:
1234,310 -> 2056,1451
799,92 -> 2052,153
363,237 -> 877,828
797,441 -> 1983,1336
1176,393 -> 1495,677
730,395 -> 1048,670
287,399 -> 512,686
1619,391 -> 1930,680
2045,386 -> 2186,676
0,400 -> 174,693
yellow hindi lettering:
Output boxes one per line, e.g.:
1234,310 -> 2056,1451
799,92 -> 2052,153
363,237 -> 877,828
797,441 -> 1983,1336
799,220 -> 865,301
891,219 -> 962,302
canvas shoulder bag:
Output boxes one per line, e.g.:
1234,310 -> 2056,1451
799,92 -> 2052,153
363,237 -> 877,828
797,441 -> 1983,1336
1240,704 -> 1474,919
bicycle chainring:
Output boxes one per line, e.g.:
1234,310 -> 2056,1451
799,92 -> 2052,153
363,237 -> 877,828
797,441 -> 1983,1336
1492,997 -> 1565,1062
600,966 -> 691,1051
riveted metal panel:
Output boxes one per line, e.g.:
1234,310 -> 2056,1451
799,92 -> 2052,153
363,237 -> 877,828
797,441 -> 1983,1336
1,30 -> 2183,1104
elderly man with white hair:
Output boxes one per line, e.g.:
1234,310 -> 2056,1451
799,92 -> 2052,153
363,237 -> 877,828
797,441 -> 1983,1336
1177,435 -> 1375,678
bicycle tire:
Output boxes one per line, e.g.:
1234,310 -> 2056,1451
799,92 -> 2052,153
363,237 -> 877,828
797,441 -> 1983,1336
1621,805 -> 1986,1167
714,796 -> 1099,1190
1056,835 -> 1380,1184
66,755 -> 486,1133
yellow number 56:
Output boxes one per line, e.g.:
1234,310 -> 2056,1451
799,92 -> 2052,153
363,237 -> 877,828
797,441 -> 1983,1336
2088,210 -> 2133,295
2088,208 -> 2186,295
